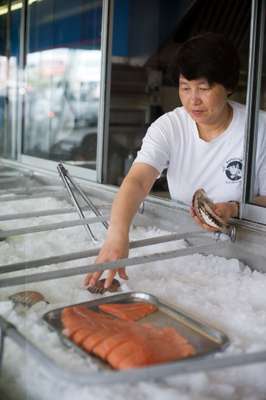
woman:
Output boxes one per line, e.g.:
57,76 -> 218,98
85,32 -> 265,289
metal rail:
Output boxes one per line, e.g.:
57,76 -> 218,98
0,216 -> 108,239
0,191 -> 66,202
0,177 -> 24,184
0,231 -> 206,273
0,172 -> 23,178
0,204 -> 110,221
0,185 -> 62,196
0,241 -> 223,287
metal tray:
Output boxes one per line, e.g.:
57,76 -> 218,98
42,291 -> 229,370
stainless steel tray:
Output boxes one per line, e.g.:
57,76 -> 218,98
43,292 -> 229,370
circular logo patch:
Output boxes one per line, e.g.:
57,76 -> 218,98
224,159 -> 242,181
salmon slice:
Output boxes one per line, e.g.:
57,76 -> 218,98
82,330 -> 110,352
62,306 -> 113,339
61,307 -> 93,337
112,327 -> 195,369
70,306 -> 125,352
61,305 -> 196,370
98,302 -> 158,321
93,331 -> 133,359
63,308 -> 116,350
107,340 -> 143,368
92,322 -> 148,359
72,328 -> 91,345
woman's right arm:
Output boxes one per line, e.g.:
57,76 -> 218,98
84,162 -> 159,289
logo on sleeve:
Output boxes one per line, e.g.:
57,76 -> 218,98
224,158 -> 242,182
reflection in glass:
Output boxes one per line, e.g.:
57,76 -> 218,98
0,4 -> 8,157
0,55 -> 8,157
23,0 -> 103,170
0,0 -> 22,160
252,11 -> 266,207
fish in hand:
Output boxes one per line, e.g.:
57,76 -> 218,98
192,188 -> 229,231
86,278 -> 121,295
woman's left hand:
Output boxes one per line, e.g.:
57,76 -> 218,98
212,201 -> 238,221
190,201 -> 238,232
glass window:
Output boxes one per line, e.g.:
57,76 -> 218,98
7,2 -> 21,160
244,0 -> 266,210
0,2 -> 24,161
0,1 -> 8,157
23,0 -> 103,170
253,5 -> 266,207
105,0 -> 251,201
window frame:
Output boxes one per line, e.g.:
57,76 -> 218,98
241,0 -> 266,225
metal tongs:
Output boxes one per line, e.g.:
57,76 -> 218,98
57,162 -> 108,243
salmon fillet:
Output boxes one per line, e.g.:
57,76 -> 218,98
106,326 -> 194,369
61,305 -> 196,370
98,302 -> 158,321
62,306 -> 111,337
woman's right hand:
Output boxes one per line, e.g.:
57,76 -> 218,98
83,232 -> 129,289
83,163 -> 159,290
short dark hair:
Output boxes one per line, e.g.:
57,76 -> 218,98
174,32 -> 240,92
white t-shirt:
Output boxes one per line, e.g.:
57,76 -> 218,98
135,101 -> 266,205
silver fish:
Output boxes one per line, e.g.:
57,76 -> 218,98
192,188 -> 229,232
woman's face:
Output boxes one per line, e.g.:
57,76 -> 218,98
178,75 -> 230,126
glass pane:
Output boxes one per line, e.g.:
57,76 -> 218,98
0,1 -> 8,157
8,2 -> 21,160
23,0 -> 103,170
0,2 -> 22,161
106,0 -> 251,201
250,7 -> 266,207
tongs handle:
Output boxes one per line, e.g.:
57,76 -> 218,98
64,169 -> 109,231
57,163 -> 108,242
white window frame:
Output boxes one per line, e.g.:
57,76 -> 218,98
241,0 -> 266,226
